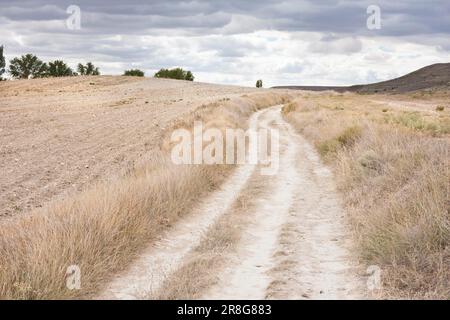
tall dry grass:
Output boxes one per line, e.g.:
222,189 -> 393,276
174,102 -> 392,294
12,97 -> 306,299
283,92 -> 450,299
0,92 -> 290,299
151,168 -> 268,300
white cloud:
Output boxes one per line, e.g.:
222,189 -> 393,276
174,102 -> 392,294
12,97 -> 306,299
0,0 -> 449,86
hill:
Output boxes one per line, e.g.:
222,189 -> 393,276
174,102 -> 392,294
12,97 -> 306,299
274,63 -> 450,93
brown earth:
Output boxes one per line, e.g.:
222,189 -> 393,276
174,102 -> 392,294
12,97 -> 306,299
0,76 -> 256,217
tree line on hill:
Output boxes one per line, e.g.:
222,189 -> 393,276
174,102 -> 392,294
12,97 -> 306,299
0,47 -> 100,80
1,47 -> 266,86
123,67 -> 194,81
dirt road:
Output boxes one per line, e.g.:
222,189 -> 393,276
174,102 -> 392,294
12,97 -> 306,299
98,106 -> 366,300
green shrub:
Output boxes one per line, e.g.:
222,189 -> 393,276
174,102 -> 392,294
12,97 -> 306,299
337,125 -> 362,146
123,69 -> 144,77
47,60 -> 73,77
154,68 -> 194,81
317,125 -> 362,157
8,54 -> 47,79
77,62 -> 100,76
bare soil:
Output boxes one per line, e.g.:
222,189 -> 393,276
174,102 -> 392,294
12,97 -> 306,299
0,76 -> 255,217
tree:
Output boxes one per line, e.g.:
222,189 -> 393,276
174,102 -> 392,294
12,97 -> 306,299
77,62 -> 100,75
154,67 -> 194,81
256,80 -> 263,88
77,63 -> 85,75
123,69 -> 144,77
47,60 -> 73,77
0,45 -> 5,80
8,54 -> 47,79
185,70 -> 194,81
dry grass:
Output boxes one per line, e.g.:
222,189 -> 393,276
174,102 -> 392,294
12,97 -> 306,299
0,92 -> 290,300
151,170 -> 267,300
283,92 -> 450,299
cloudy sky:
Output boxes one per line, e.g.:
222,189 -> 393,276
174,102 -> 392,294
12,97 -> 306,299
1,0 -> 449,87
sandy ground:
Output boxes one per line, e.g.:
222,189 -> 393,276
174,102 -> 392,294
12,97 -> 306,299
0,76 -> 255,217
204,107 -> 365,299
98,105 -> 366,300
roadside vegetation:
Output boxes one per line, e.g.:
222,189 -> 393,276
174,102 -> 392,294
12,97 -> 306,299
0,92 -> 289,299
77,62 -> 100,76
282,92 -> 450,299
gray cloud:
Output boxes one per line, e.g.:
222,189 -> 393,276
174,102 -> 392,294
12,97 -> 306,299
308,35 -> 363,54
0,0 -> 449,86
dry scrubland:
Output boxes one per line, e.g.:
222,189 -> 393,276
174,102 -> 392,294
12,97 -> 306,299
282,92 -> 450,298
0,76 -> 290,299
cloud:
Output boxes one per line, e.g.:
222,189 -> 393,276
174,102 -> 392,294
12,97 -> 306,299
0,0 -> 449,86
308,36 -> 363,54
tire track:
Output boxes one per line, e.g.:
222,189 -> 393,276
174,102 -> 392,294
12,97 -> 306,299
96,109 -> 265,299
201,106 -> 366,299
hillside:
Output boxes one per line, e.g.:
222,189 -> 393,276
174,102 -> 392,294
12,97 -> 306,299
274,63 -> 450,93
0,76 -> 256,217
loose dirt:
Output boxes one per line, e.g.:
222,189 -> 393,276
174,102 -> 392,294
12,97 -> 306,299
0,76 -> 255,217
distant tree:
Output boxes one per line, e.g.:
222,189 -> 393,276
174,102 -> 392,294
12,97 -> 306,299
8,54 -> 48,79
77,63 -> 85,75
154,67 -> 194,81
256,80 -> 263,88
185,70 -> 194,81
123,69 -> 145,77
0,45 -> 5,80
47,60 -> 73,77
86,62 -> 100,75
77,62 -> 100,75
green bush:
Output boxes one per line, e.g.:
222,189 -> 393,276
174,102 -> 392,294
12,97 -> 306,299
154,68 -> 194,81
317,125 -> 362,157
47,60 -> 73,77
337,125 -> 362,146
8,54 -> 48,79
123,69 -> 144,77
77,62 -> 100,76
